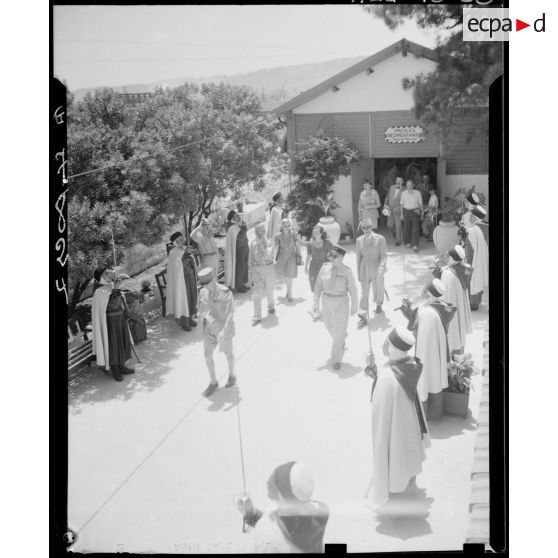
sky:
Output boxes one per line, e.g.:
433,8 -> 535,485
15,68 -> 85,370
53,5 -> 439,91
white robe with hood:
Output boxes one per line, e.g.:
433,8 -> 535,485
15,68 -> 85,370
441,266 -> 472,352
91,283 -> 134,371
166,246 -> 190,319
415,303 -> 449,402
468,224 -> 489,296
224,223 -> 239,289
366,363 -> 429,508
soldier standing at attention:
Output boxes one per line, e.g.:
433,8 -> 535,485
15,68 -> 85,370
197,267 -> 237,397
313,245 -> 358,370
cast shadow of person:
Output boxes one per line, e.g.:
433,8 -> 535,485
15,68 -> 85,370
260,314 -> 279,329
68,318 -> 199,412
206,385 -> 242,412
374,489 -> 434,541
427,412 -> 477,440
367,312 -> 392,333
316,361 -> 362,379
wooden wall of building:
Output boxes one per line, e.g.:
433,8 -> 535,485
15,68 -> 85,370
288,110 -> 488,175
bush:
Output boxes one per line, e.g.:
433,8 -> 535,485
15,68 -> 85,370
285,130 -> 361,237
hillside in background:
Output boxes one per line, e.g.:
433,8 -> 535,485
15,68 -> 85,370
71,55 -> 367,109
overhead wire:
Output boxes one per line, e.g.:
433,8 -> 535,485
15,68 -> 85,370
67,112 -> 280,180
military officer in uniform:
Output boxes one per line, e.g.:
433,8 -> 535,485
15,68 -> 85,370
313,245 -> 358,370
197,267 -> 237,397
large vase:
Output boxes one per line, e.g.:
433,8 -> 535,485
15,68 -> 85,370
433,221 -> 459,254
318,216 -> 341,245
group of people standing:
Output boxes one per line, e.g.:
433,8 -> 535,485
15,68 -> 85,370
85,184 -> 488,552
361,174 -> 439,252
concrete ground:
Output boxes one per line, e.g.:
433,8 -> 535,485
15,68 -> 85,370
67,232 -> 488,554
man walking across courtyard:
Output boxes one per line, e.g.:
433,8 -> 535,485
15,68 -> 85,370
313,245 -> 358,370
356,217 -> 387,322
197,267 -> 237,397
383,176 -> 403,245
401,180 -> 423,252
249,222 -> 276,326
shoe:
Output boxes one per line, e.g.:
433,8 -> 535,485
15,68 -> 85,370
236,287 -> 248,293
412,246 -> 419,252
333,363 -> 341,371
375,305 -> 383,314
287,297 -> 293,303
470,305 -> 479,311
225,376 -> 237,388
252,318 -> 262,326
358,314 -> 368,325
395,242 -> 401,246
189,317 -> 198,327
202,382 -> 218,397
111,365 -> 123,382
120,364 -> 135,374
182,323 -> 191,331
268,307 -> 276,315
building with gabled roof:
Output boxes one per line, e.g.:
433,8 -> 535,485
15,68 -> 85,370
273,38 -> 488,231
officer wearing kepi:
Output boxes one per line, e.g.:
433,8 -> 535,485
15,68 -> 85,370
313,245 -> 358,370
197,267 -> 237,397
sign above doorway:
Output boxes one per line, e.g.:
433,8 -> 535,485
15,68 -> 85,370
384,125 -> 425,144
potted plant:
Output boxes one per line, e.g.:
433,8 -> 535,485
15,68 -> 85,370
432,196 -> 463,254
305,192 -> 342,245
443,353 -> 479,418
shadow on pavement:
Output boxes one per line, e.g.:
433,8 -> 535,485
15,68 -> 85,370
374,490 -> 433,540
260,315 -> 279,329
367,312 -> 393,333
427,412 -> 477,440
206,385 -> 241,412
68,319 -> 198,413
276,295 -> 307,306
316,361 -> 362,379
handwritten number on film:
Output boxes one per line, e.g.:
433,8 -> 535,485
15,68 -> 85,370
54,105 -> 68,303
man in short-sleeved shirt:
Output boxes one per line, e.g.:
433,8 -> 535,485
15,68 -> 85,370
401,181 -> 423,252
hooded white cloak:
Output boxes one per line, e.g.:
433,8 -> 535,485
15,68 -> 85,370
415,304 -> 449,402
91,285 -> 111,370
366,364 -> 429,508
224,223 -> 239,289
91,284 -> 134,371
441,266 -> 472,353
166,246 -> 190,318
267,206 -> 284,240
468,225 -> 489,296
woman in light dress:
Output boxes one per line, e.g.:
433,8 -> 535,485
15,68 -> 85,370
274,218 -> 301,302
358,179 -> 381,231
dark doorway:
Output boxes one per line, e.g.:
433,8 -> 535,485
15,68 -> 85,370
374,157 -> 437,204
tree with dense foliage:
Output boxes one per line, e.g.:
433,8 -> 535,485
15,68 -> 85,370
365,4 -> 502,142
285,129 -> 361,237
67,83 -> 280,312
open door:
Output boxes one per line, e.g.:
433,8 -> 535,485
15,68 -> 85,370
351,158 -> 374,230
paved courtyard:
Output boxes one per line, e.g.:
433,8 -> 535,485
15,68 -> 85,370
67,236 -> 488,553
